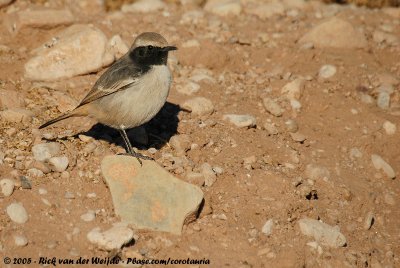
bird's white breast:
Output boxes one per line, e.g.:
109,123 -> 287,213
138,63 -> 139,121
93,65 -> 172,129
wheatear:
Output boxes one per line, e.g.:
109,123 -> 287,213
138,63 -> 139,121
39,32 -> 177,164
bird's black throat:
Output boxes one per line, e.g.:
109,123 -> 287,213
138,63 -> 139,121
130,46 -> 170,67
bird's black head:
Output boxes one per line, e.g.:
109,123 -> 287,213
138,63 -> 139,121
130,45 -> 177,66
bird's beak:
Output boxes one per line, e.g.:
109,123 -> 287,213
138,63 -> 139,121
162,46 -> 177,52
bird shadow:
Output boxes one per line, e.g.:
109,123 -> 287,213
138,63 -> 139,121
77,101 -> 183,150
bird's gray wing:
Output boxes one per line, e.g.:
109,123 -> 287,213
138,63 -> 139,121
77,57 -> 143,107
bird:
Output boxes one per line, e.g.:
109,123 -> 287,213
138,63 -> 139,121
39,32 -> 177,165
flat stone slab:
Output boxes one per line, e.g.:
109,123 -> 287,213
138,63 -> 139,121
101,155 -> 204,235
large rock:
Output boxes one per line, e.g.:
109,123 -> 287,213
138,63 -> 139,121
4,9 -> 74,33
24,24 -> 114,81
0,0 -> 13,8
101,155 -> 204,235
298,18 -> 367,49
299,218 -> 346,248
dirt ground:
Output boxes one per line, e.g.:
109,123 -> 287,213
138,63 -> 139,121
0,0 -> 399,267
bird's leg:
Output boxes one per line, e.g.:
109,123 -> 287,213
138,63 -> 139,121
118,129 -> 153,165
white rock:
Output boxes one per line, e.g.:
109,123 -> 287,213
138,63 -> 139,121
349,148 -> 363,159
122,0 -> 166,13
299,18 -> 367,49
305,164 -> 330,181
25,24 -> 113,81
48,156 -> 69,172
299,218 -> 346,248
0,178 -> 15,197
261,219 -> 274,236
81,210 -> 96,222
201,163 -> 217,187
264,122 -> 279,135
263,98 -> 283,117
281,78 -> 304,100
383,121 -> 396,135
290,99 -> 302,110
246,2 -> 285,19
223,114 -> 256,128
32,142 -> 60,162
176,82 -> 200,95
182,97 -> 214,116
204,0 -> 242,16
87,224 -> 134,251
371,154 -> 396,179
6,202 -> 28,224
190,73 -> 215,84
182,39 -> 200,48
377,92 -> 390,109
285,119 -> 299,133
14,234 -> 28,247
4,9 -> 74,33
107,35 -> 129,60
318,65 -> 337,79
38,188 -> 47,195
27,168 -> 44,177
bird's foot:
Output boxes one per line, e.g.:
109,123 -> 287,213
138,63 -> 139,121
118,151 -> 154,166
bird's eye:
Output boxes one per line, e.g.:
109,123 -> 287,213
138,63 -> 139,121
148,45 -> 153,50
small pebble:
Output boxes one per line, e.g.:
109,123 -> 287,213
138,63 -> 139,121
285,119 -> 299,133
290,132 -> 306,142
261,219 -> 274,236
20,176 -> 32,189
14,234 -> 28,247
263,98 -> 283,117
6,202 -> 29,224
383,121 -> 396,135
65,192 -> 75,199
377,92 -> 390,109
177,82 -> 200,95
0,178 -> 15,197
48,156 -> 69,172
223,114 -> 256,128
87,192 -> 97,198
182,97 -> 214,116
81,210 -> 96,222
363,211 -> 374,230
318,64 -> 337,79
264,122 -> 279,135
371,154 -> 396,179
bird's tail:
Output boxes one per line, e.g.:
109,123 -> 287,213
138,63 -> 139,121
39,113 -> 74,129
39,105 -> 89,129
